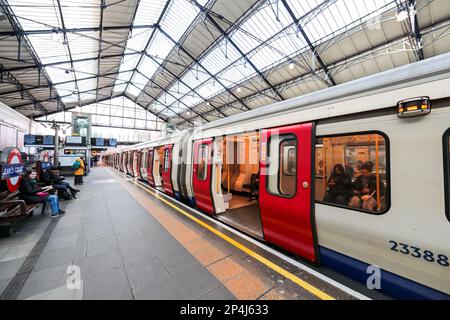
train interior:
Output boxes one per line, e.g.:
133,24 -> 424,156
216,132 -> 263,239
315,133 -> 387,212
153,146 -> 165,190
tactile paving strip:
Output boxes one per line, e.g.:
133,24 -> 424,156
0,218 -> 60,300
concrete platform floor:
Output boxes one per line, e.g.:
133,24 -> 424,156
0,166 -> 361,300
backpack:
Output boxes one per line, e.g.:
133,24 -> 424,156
59,188 -> 73,200
72,161 -> 80,170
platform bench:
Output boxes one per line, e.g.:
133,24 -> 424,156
0,190 -> 46,237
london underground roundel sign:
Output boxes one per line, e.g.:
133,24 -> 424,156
0,148 -> 24,192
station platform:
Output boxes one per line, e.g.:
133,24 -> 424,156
0,166 -> 370,300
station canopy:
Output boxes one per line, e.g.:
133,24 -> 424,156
1,0 -> 450,129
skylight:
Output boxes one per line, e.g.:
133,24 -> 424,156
8,0 -> 101,104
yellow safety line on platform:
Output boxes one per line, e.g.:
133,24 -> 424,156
121,174 -> 335,300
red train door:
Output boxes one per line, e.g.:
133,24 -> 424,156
259,123 -> 318,263
147,149 -> 155,187
161,145 -> 174,196
192,138 -> 214,215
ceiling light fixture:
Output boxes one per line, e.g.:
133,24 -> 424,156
289,62 -> 295,70
51,28 -> 59,42
396,4 -> 409,22
236,87 -> 242,93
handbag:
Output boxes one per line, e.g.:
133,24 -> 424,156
36,192 -> 49,197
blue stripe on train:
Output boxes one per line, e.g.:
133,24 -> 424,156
319,246 -> 450,300
187,197 -> 196,208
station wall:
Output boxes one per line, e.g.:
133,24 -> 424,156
0,102 -> 48,151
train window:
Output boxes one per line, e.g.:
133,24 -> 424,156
444,129 -> 450,222
267,135 -> 297,197
315,132 -> 389,214
197,144 -> 208,181
164,149 -> 170,172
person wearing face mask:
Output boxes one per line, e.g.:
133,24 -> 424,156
19,169 -> 65,218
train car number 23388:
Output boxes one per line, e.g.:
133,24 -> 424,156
389,241 -> 449,267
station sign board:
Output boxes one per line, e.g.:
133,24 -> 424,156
0,148 -> 25,192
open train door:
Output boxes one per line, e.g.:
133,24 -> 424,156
147,148 -> 155,187
192,138 -> 215,215
161,145 -> 174,196
259,123 -> 318,263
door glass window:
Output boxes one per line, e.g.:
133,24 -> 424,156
164,149 -> 170,172
197,144 -> 209,181
315,132 -> 388,213
267,135 -> 297,197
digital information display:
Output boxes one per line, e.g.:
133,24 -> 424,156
109,139 -> 117,147
43,135 -> 55,145
96,138 -> 104,147
24,135 -> 54,146
24,134 -> 36,145
66,136 -> 83,144
90,137 -> 117,147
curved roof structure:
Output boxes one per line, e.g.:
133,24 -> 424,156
0,0 -> 449,129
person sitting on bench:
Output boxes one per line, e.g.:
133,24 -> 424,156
42,166 -> 80,199
19,169 -> 65,218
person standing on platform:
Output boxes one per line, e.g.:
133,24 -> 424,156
73,157 -> 85,185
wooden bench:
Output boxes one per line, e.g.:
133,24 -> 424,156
0,190 -> 46,237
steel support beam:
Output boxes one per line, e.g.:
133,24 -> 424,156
144,54 -> 227,118
408,0 -> 424,61
280,0 -> 336,86
0,24 -> 157,37
133,70 -> 206,122
123,0 -> 173,94
0,65 -> 47,112
0,0 -> 67,111
0,68 -> 135,96
191,0 -> 285,101
159,27 -> 251,111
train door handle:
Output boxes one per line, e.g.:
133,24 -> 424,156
302,181 -> 309,189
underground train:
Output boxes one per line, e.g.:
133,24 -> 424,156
103,53 -> 450,300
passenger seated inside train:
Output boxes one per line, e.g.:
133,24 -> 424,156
323,164 -> 352,206
349,161 -> 385,211
315,133 -> 387,212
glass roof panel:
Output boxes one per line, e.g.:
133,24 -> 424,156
286,0 -> 321,19
200,39 -> 241,75
8,0 -> 101,106
231,3 -> 292,54
195,80 -> 223,99
218,59 -> 254,88
133,0 -> 167,26
60,0 -> 100,28
8,0 -> 61,30
180,94 -> 202,107
146,30 -> 173,62
160,0 -> 200,44
301,0 -> 395,44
